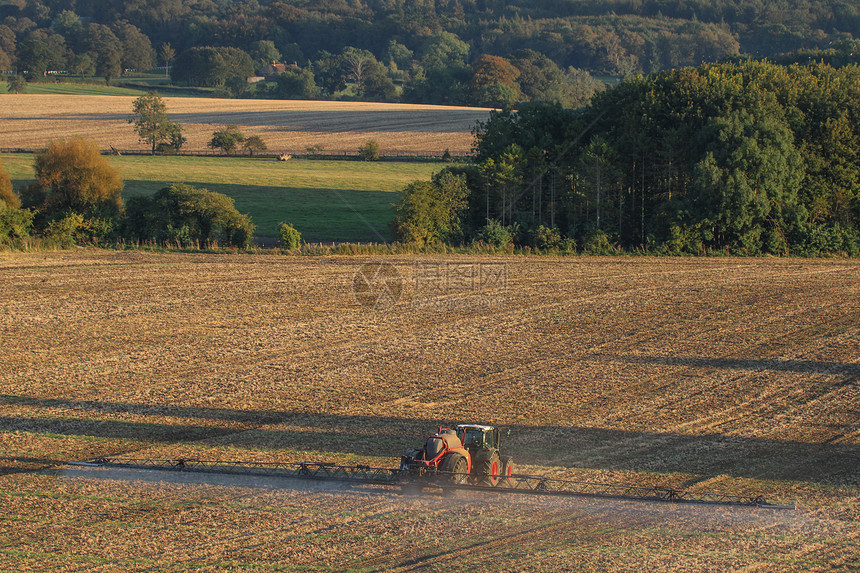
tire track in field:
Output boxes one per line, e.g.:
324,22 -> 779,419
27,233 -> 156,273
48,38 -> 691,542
383,509 -> 619,573
97,495 -> 401,573
734,529 -> 860,572
648,300 -> 859,438
349,514 -> 585,572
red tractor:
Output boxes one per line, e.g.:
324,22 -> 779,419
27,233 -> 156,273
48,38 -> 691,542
400,424 -> 514,485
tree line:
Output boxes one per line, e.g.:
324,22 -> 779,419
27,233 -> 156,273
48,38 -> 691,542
1,0 -> 858,106
394,59 -> 860,256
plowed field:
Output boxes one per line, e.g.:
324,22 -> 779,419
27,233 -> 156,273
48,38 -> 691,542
0,95 -> 489,154
0,251 -> 858,571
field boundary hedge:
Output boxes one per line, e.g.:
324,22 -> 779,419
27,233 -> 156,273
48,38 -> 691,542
0,147 -> 475,161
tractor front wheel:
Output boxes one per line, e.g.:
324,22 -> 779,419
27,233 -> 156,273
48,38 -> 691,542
477,451 -> 501,486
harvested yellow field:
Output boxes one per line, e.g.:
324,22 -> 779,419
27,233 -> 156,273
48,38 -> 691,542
0,95 -> 491,154
0,251 -> 858,571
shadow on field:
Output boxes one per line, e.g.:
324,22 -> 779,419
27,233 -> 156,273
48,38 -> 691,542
2,387 -> 858,485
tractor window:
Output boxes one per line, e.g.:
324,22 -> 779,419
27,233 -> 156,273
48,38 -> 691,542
485,431 -> 497,449
462,429 -> 484,448
425,437 -> 444,459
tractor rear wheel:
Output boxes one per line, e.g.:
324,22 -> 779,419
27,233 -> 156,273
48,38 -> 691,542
476,451 -> 501,486
500,456 -> 514,486
441,452 -> 468,484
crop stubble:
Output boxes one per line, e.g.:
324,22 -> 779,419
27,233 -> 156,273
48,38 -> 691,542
0,95 -> 489,154
0,251 -> 858,571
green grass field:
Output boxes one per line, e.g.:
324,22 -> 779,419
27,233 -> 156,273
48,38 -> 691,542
2,153 -> 449,242
2,74 -> 214,97
3,81 -> 149,96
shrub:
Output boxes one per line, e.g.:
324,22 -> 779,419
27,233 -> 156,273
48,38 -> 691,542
530,225 -> 561,249
358,139 -> 381,161
558,237 -> 577,253
0,204 -> 34,247
0,157 -> 20,209
479,219 -> 515,249
278,222 -> 302,249
582,229 -> 617,255
122,183 -> 255,248
43,212 -> 115,247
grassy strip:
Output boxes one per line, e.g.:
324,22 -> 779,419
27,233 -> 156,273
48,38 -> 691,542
3,154 -> 446,242
3,81 -> 149,96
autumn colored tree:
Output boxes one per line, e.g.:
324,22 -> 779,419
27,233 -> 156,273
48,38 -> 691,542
0,157 -> 20,209
470,55 -> 521,108
24,138 -> 123,219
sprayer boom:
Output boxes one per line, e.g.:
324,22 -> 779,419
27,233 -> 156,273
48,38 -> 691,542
69,457 -> 794,510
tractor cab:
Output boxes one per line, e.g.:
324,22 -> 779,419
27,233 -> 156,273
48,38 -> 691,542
457,424 -> 499,453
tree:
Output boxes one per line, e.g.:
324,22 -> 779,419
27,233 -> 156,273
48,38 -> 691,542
52,9 -> 82,37
158,42 -> 174,77
113,21 -> 153,73
341,47 -> 375,93
242,135 -> 267,156
209,125 -> 245,154
223,75 -> 248,98
16,37 -> 63,77
471,55 -> 522,108
26,138 -> 123,218
0,25 -> 17,69
69,53 -> 96,77
386,40 -> 413,70
7,74 -> 26,94
248,39 -> 280,71
172,46 -> 252,87
392,171 -> 469,245
313,50 -> 346,94
419,32 -> 470,69
79,23 -> 122,83
404,66 -> 470,105
0,157 -> 20,209
272,67 -> 319,99
688,110 -> 804,254
278,222 -> 301,249
130,92 -> 183,155
362,61 -> 398,101
172,46 -> 227,87
0,47 -> 11,72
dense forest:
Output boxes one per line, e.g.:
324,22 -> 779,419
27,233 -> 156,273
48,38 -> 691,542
393,59 -> 860,255
1,0 -> 859,106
